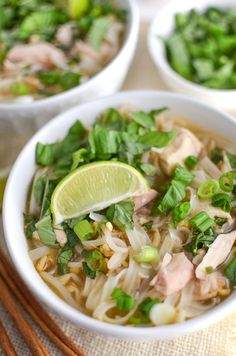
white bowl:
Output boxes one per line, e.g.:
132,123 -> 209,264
3,91 -> 236,340
148,0 -> 236,111
0,0 -> 139,123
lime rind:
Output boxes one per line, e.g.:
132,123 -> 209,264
51,161 -> 149,225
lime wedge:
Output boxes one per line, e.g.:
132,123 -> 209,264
51,161 -> 149,225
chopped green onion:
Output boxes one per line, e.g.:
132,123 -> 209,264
111,288 -> 136,311
219,172 -> 234,192
198,179 -> 219,199
212,193 -> 232,212
172,201 -> 190,224
158,180 -> 186,214
133,246 -> 158,264
189,212 -> 214,232
68,0 -> 90,20
185,155 -> 198,169
173,166 -> 194,186
224,253 -> 236,284
73,219 -> 94,242
139,297 -> 160,316
10,82 -> 31,96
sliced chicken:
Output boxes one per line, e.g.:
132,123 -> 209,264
134,189 -> 158,211
6,43 -> 67,70
195,230 -> 236,279
155,252 -> 194,296
54,228 -> 67,247
56,23 -> 73,46
194,271 -> 229,300
197,156 -> 221,179
159,128 -> 203,175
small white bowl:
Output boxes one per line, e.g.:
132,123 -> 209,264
0,0 -> 139,123
3,91 -> 236,340
148,0 -> 236,111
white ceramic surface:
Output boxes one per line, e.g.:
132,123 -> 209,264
3,91 -> 236,340
0,0 -> 139,123
148,0 -> 236,111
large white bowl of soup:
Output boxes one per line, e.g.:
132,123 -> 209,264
3,91 -> 236,340
0,0 -> 139,121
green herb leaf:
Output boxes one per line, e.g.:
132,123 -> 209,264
82,262 -> 96,279
33,174 -> 47,206
88,124 -> 120,159
82,249 -> 106,278
129,111 -> 155,129
158,180 -> 186,214
185,227 -> 216,255
227,152 -> 236,169
106,199 -> 134,230
211,147 -> 223,164
57,244 -> 73,275
24,214 -> 37,239
224,253 -> 236,284
60,72 -> 81,91
87,16 -> 111,50
138,130 -> 176,148
35,214 -> 57,246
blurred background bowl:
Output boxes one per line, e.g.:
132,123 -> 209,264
0,0 -> 139,172
148,0 -> 236,111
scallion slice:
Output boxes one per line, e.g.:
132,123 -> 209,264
219,172 -> 234,192
198,179 -> 219,199
189,211 -> 214,232
211,193 -> 232,212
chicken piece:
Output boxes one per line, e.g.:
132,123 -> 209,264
56,23 -> 73,46
155,252 -> 194,296
159,128 -> 203,175
194,271 -> 229,300
55,228 -> 67,247
6,43 -> 67,70
195,230 -> 236,279
133,189 -> 158,211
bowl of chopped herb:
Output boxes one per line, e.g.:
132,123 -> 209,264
148,0 -> 236,111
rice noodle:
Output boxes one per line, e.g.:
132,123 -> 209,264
107,252 -> 128,270
126,220 -> 151,250
41,272 -> 78,308
86,273 -> 107,310
121,256 -> 140,295
198,157 -> 221,179
104,228 -> 128,253
89,212 -> 105,222
29,246 -> 51,261
82,237 -> 105,249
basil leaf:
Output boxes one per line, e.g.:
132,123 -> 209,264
35,214 -> 57,246
106,199 -> 134,230
227,152 -> 236,169
158,180 -> 186,214
224,253 -> 236,284
88,124 -> 120,159
129,111 -> 155,129
57,245 -> 73,275
173,166 -> 194,186
24,213 -> 37,239
138,131 -> 176,148
33,174 -> 47,206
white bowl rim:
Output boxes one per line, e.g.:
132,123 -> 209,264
147,0 -> 236,95
0,0 -> 139,110
3,90 -> 236,339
